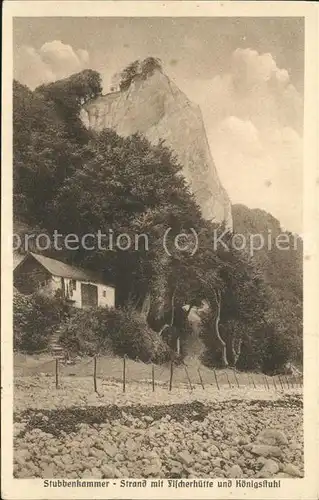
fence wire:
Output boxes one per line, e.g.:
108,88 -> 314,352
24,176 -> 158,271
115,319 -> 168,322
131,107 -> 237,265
14,353 -> 303,393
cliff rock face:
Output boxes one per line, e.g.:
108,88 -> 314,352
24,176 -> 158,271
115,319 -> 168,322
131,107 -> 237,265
81,68 -> 232,227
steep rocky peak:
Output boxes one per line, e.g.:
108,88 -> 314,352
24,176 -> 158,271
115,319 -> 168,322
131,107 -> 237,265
81,64 -> 232,228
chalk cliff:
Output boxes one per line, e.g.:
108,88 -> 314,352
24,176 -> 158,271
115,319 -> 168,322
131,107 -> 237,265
81,67 -> 232,227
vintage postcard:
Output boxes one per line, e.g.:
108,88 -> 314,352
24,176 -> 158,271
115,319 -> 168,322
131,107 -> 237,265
1,1 -> 319,499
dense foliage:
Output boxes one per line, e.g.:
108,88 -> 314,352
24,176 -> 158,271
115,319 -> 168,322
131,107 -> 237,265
13,70 -> 101,224
50,129 -> 202,304
13,291 -> 67,353
59,306 -> 171,363
230,205 -> 303,372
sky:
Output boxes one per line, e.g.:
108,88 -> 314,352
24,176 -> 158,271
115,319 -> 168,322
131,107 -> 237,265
13,17 -> 304,234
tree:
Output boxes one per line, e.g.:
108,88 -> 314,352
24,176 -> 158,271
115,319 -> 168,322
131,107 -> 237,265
261,289 -> 302,372
189,224 -> 272,368
51,129 -> 202,312
13,77 -> 95,226
112,57 -> 163,92
36,69 -> 102,119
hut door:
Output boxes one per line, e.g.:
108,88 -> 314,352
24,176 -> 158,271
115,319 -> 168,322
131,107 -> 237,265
81,283 -> 98,308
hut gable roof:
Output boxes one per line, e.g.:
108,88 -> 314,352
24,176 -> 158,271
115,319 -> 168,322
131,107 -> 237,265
17,252 -> 107,284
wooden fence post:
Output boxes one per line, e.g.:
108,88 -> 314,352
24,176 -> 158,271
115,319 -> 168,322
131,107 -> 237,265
152,364 -> 155,392
183,364 -> 193,391
233,369 -> 240,389
272,377 -> 277,391
198,367 -> 205,390
123,355 -> 126,393
251,374 -> 256,389
226,371 -> 232,389
55,358 -> 59,389
94,356 -> 97,393
213,369 -> 220,391
278,375 -> 284,390
264,375 -> 270,391
169,360 -> 174,391
285,375 -> 290,389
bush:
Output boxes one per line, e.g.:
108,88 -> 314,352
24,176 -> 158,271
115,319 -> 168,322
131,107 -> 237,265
57,308 -> 113,356
236,328 -> 267,372
13,291 -> 67,353
59,306 -> 171,363
198,304 -> 302,373
253,294 -> 303,374
117,57 -> 163,91
261,325 -> 303,374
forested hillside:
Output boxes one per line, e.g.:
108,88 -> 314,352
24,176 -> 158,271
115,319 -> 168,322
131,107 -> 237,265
230,204 -> 303,371
232,204 -> 302,302
13,68 -> 303,373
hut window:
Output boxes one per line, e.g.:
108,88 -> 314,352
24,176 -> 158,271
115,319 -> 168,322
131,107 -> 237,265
71,279 -> 77,290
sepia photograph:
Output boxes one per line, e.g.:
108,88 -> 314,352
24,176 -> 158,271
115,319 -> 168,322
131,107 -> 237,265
2,2 -> 318,499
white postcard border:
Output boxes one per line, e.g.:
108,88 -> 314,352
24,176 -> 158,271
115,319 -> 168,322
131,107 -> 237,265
2,2 -> 318,499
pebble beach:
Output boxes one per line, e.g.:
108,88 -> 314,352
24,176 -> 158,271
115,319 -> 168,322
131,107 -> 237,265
14,376 -> 303,480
